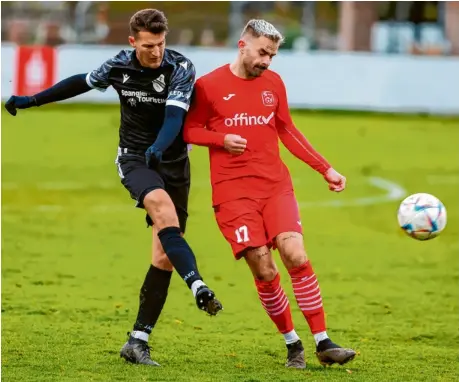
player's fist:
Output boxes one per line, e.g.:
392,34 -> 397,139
324,168 -> 346,192
224,134 -> 247,155
5,95 -> 36,116
145,144 -> 162,169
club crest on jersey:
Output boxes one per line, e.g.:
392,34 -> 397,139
261,91 -> 275,107
127,97 -> 137,107
152,74 -> 166,93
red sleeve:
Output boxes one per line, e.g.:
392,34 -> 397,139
275,77 -> 331,175
183,79 -> 226,148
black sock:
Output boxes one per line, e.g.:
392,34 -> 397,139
133,265 -> 172,334
157,226 -> 202,288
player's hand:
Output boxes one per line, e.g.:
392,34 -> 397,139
324,168 -> 346,192
5,95 -> 36,116
145,144 -> 163,169
224,134 -> 247,155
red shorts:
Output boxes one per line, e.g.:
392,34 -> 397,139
214,190 -> 302,259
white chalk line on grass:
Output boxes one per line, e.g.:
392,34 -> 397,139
299,176 -> 407,209
2,174 -> 454,191
1,179 -> 211,191
2,176 -> 407,213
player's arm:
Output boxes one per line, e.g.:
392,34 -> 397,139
275,78 -> 346,192
183,80 -> 247,154
145,60 -> 195,167
5,53 -> 123,116
4,74 -> 91,116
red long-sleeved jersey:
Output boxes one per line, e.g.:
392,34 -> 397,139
183,64 -> 331,206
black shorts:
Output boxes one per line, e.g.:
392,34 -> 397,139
115,149 -> 190,233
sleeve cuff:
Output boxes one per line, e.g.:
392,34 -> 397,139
166,99 -> 190,111
85,72 -> 107,93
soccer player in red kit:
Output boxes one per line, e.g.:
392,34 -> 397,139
183,19 -> 356,369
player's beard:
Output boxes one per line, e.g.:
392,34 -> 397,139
253,65 -> 267,77
244,61 -> 267,78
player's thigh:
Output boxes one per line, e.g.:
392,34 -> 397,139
214,199 -> 268,259
263,191 -> 307,269
151,226 -> 174,271
243,246 -> 278,281
116,154 -> 165,208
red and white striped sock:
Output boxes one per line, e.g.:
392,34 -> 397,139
255,273 -> 299,344
289,261 -> 328,339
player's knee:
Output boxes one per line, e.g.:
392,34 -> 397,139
284,250 -> 308,269
254,264 -> 278,281
245,247 -> 278,281
276,232 -> 308,270
143,189 -> 179,229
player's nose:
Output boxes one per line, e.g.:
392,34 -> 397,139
261,58 -> 271,67
152,46 -> 161,56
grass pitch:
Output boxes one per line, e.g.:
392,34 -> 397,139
2,106 -> 458,381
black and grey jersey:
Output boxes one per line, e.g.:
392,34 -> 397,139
86,48 -> 195,160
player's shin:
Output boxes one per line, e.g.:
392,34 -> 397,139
157,226 -> 203,291
157,226 -> 223,315
131,265 -> 172,342
255,273 -> 299,345
288,261 -> 329,345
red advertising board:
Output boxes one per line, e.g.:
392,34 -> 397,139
15,46 -> 56,96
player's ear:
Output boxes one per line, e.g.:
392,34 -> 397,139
237,39 -> 246,51
128,35 -> 136,48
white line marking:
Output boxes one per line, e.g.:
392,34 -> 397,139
299,177 -> 407,208
2,177 -> 406,213
2,204 -> 133,213
1,181 -> 118,190
0,177 -> 370,191
1,180 -> 213,190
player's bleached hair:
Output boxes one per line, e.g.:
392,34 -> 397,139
241,19 -> 284,44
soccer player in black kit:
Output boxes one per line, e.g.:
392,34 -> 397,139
5,9 -> 222,366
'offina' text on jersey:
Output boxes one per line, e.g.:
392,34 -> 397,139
86,49 -> 195,160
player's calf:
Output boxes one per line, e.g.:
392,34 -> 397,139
277,233 -> 356,366
144,189 -> 223,315
144,189 -> 203,287
151,226 -> 174,271
244,247 -> 304,367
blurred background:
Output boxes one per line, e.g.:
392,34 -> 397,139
1,1 -> 458,55
1,1 -> 459,114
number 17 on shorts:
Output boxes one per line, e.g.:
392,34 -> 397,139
214,192 -> 303,259
235,225 -> 249,243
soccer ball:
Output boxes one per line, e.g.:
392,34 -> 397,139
397,193 -> 447,240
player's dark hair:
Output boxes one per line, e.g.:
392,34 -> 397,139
129,9 -> 169,36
